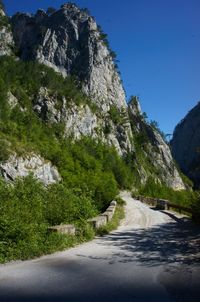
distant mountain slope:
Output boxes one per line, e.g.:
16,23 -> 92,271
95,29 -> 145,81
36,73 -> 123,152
171,102 -> 200,188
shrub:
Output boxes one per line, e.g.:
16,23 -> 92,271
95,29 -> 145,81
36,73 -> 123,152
138,177 -> 197,207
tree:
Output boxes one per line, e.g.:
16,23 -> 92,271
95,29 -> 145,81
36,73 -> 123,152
150,120 -> 167,142
142,112 -> 148,120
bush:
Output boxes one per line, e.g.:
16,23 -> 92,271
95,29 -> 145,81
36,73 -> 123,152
45,184 -> 97,225
138,177 -> 197,207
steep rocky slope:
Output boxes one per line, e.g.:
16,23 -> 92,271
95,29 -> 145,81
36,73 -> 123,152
171,102 -> 200,187
0,2 -> 185,190
0,5 -> 14,56
128,97 -> 185,190
11,4 -> 126,110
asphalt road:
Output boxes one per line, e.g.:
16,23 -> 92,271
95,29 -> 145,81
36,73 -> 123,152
0,191 -> 200,302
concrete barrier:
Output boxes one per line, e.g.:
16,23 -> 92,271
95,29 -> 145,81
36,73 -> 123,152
136,195 -> 194,217
88,200 -> 117,229
48,224 -> 76,235
110,200 -> 117,206
101,210 -> 114,222
88,215 -> 107,229
49,200 -> 118,234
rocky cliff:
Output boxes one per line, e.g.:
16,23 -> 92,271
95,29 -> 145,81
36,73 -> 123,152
0,2 -> 185,190
11,3 -> 126,111
0,6 -> 14,56
171,102 -> 200,187
10,3 -> 134,156
128,97 -> 185,190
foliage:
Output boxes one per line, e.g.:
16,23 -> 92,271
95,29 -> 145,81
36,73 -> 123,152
0,53 -> 198,263
0,56 -> 96,112
108,105 -> 128,126
0,15 -> 9,28
142,112 -> 148,120
138,177 -> 197,207
97,25 -> 120,72
150,120 -> 167,142
0,175 -> 97,263
0,56 -> 136,262
115,196 -> 126,206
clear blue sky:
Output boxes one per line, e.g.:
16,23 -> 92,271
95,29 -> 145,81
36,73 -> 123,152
3,0 -> 200,134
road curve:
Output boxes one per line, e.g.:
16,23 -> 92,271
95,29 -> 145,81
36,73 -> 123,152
0,191 -> 200,302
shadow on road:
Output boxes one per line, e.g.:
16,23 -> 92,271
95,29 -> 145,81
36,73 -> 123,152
1,213 -> 200,302
95,217 -> 200,266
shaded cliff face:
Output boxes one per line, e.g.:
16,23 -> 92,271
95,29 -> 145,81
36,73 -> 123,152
0,7 -> 14,56
171,102 -> 200,187
11,4 -> 126,110
128,98 -> 185,190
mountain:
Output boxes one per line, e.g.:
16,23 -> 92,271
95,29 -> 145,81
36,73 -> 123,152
0,5 -> 14,56
0,2 -> 185,190
171,102 -> 200,188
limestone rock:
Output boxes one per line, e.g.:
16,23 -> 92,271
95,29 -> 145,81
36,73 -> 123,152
11,3 -> 126,110
0,153 -> 61,185
128,98 -> 185,190
0,7 -> 14,56
171,102 -> 200,187
7,91 -> 18,108
33,87 -> 132,155
3,2 -> 184,190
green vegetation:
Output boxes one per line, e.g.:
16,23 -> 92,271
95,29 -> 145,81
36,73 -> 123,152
108,105 -> 129,126
150,120 -> 167,142
0,56 -> 97,112
0,54 -> 199,263
0,56 -> 134,263
0,15 -> 9,29
97,25 -> 120,72
138,177 -> 197,208
0,175 -> 97,263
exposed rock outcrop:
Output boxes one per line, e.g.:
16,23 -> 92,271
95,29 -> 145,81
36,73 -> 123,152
33,87 -> 133,155
0,2 -> 185,190
171,102 -> 200,187
0,6 -> 14,56
11,3 -> 126,110
0,153 -> 61,185
128,97 -> 185,190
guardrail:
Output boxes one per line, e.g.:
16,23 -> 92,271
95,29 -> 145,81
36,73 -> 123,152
48,200 -> 117,235
135,195 -> 194,217
88,200 -> 117,229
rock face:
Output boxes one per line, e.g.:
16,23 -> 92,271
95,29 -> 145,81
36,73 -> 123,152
11,4 -> 133,156
128,97 -> 185,190
33,87 -> 133,155
0,2 -> 185,190
171,102 -> 200,187
0,7 -> 14,56
0,153 -> 61,185
11,3 -> 126,110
